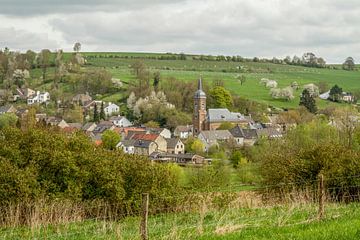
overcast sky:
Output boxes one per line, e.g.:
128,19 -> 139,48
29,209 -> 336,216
1,0 -> 359,63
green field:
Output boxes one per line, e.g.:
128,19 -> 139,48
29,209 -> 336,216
82,52 -> 360,109
2,202 -> 359,239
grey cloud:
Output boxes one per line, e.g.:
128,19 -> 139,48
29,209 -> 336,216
0,27 -> 59,51
0,0 -> 185,16
2,0 -> 360,62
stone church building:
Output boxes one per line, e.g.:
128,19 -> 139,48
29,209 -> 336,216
193,78 -> 251,135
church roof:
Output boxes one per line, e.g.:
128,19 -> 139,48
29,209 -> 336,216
207,108 -> 246,123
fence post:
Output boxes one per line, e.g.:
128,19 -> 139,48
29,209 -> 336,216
140,193 -> 149,240
318,174 -> 325,220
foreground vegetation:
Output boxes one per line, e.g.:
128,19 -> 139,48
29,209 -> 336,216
1,202 -> 359,239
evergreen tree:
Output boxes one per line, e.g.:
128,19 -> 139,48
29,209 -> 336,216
100,102 -> 106,120
93,103 -> 99,123
329,85 -> 343,102
299,89 -> 317,113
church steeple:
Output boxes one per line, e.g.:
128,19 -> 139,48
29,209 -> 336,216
194,77 -> 206,98
193,77 -> 207,135
198,77 -> 203,91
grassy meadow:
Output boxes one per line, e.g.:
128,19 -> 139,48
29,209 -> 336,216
81,52 -> 360,109
2,202 -> 359,239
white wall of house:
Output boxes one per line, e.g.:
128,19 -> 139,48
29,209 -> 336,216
112,117 -> 132,127
159,129 -> 171,139
105,103 -> 120,116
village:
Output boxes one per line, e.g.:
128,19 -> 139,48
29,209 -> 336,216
0,78 -> 288,165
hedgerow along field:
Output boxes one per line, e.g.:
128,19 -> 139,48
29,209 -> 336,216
82,52 -> 360,109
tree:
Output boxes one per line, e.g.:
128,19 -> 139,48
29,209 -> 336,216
73,42 -> 81,53
208,86 -> 233,109
38,49 -> 51,82
93,103 -> 99,123
343,57 -> 355,71
25,50 -> 36,68
54,50 -> 67,89
0,113 -> 18,129
237,75 -> 246,86
299,89 -> 317,113
329,85 -> 343,102
101,130 -> 121,150
217,122 -> 235,130
153,71 -> 161,91
100,102 -> 106,120
144,120 -> 160,128
190,139 -> 205,155
64,104 -> 84,123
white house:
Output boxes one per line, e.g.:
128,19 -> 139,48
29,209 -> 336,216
27,91 -> 50,105
104,102 -> 120,116
109,115 -> 133,127
174,125 -> 193,139
117,139 -> 136,154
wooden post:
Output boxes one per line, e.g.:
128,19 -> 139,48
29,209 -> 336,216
318,174 -> 325,220
140,193 -> 149,240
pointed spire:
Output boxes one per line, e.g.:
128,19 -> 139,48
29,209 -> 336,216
198,76 -> 203,91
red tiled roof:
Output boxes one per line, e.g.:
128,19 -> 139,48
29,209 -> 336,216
131,133 -> 159,141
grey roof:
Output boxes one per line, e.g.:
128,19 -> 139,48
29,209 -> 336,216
134,140 -> 153,148
0,105 -> 15,113
82,122 -> 96,131
256,128 -> 283,138
207,108 -> 246,123
194,78 -> 206,98
166,138 -> 182,149
109,115 -> 125,121
229,125 -> 245,138
67,123 -> 83,129
174,125 -> 193,132
119,139 -> 136,147
242,129 -> 258,139
200,130 -> 233,141
230,126 -> 258,139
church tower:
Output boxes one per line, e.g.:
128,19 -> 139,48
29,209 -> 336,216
193,77 -> 207,135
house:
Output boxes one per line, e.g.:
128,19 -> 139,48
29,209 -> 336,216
342,92 -> 355,103
134,140 -> 159,155
116,139 -> 136,154
16,88 -> 36,100
256,128 -> 283,139
46,117 -> 69,129
72,93 -> 92,105
130,133 -> 167,153
166,138 -> 185,154
198,130 -> 234,151
67,123 -> 83,130
150,152 -> 206,165
229,125 -> 259,146
104,102 -> 120,116
320,90 -> 355,103
27,91 -> 50,105
0,105 -> 17,114
174,125 -> 193,139
35,113 -> 47,122
147,128 -> 171,139
109,115 -> 132,127
121,127 -> 146,139
92,121 -> 115,135
82,122 -> 97,132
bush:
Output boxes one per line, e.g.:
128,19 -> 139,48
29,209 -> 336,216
0,127 -> 184,210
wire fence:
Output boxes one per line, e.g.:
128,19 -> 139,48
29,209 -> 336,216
2,174 -> 360,239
